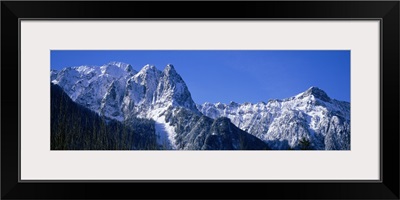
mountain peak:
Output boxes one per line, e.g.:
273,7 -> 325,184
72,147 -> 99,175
164,64 -> 176,74
136,65 -> 161,81
229,101 -> 239,106
303,86 -> 331,102
107,61 -> 131,68
306,86 -> 322,92
141,64 -> 157,72
166,64 -> 175,69
132,65 -> 162,91
107,61 -> 135,73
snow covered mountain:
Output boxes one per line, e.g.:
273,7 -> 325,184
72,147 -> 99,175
51,62 -> 199,119
50,62 -> 268,150
51,62 -> 350,150
197,87 -> 350,150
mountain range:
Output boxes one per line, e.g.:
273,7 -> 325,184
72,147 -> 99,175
50,62 -> 350,150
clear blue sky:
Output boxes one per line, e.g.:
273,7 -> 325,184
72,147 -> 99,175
51,50 -> 350,103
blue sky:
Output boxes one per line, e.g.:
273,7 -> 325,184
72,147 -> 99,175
51,50 -> 350,103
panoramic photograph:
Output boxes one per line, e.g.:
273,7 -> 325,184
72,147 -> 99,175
50,50 -> 350,150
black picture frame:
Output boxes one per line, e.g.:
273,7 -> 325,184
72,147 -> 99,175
2,1 -> 399,199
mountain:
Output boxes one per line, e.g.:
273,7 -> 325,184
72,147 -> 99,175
197,87 -> 350,150
161,107 -> 269,150
51,62 -> 269,150
51,62 -> 199,118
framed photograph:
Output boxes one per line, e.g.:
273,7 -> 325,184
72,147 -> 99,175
2,1 -> 399,199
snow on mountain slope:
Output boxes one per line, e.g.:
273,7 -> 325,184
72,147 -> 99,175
154,116 -> 178,150
197,87 -> 350,150
51,62 -> 203,149
51,62 -> 136,113
51,62 -> 199,119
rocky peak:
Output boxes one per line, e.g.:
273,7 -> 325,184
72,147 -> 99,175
107,61 -> 132,69
141,64 -> 157,71
229,101 -> 239,107
300,86 -> 331,102
135,64 -> 161,81
163,64 -> 178,76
